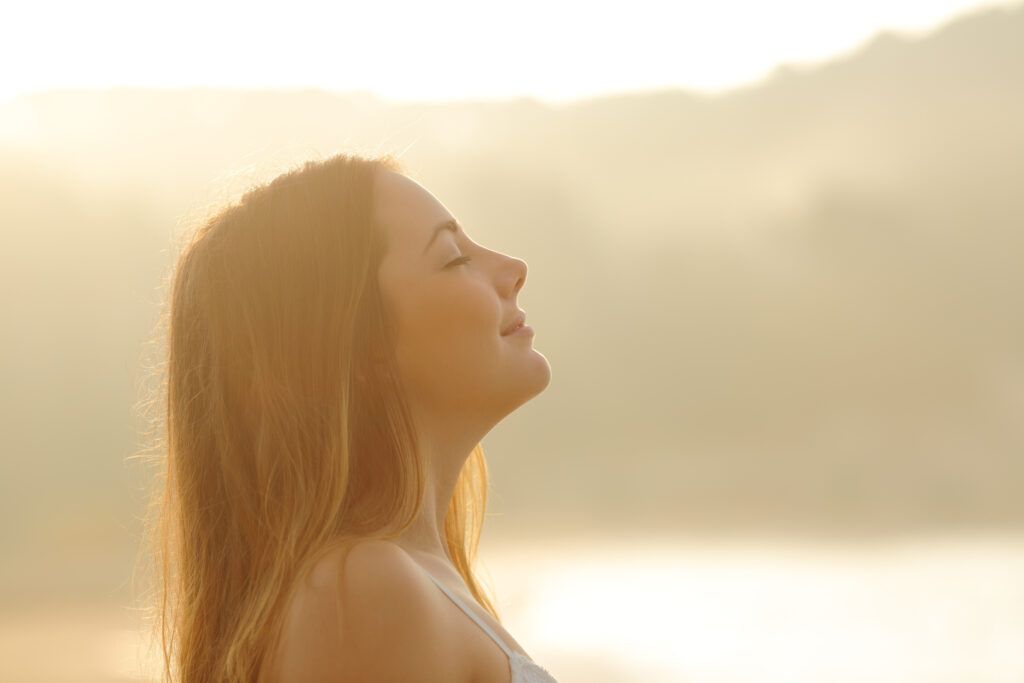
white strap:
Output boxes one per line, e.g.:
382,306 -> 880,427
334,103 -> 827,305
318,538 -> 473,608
422,571 -> 514,658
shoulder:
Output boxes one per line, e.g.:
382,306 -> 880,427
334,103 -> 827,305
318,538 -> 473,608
268,538 -> 469,683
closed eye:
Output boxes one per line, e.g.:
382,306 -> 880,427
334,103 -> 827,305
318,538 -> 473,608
445,255 -> 472,268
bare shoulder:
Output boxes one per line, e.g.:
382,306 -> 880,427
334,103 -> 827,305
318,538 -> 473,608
267,539 -> 469,683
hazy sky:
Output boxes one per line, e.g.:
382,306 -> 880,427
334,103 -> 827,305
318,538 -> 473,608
2,0 -> 1019,105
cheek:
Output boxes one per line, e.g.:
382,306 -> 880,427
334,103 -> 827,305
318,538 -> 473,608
397,282 -> 498,382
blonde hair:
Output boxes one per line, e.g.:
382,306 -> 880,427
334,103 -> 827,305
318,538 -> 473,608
134,151 -> 499,682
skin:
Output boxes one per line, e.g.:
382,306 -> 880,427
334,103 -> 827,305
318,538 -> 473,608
269,170 -> 551,682
372,168 -> 551,564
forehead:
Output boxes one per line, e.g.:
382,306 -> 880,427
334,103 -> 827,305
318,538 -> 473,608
372,169 -> 454,258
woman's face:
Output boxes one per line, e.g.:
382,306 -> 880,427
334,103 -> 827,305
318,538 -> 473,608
373,169 -> 551,428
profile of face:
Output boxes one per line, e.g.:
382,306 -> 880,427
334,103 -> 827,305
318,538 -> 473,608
373,169 -> 551,433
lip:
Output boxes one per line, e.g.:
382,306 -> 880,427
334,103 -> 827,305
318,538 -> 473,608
500,311 -> 526,336
504,323 -> 534,337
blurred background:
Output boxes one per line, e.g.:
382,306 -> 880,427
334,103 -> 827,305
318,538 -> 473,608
2,0 -> 1023,681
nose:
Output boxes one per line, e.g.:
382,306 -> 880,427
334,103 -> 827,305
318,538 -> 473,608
502,255 -> 527,299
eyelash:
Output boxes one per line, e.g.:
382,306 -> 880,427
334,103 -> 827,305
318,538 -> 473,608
445,255 -> 472,268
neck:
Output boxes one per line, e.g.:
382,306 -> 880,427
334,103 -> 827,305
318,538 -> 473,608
392,422 -> 483,566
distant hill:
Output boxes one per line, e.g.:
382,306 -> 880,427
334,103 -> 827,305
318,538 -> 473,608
1,2 -> 1022,600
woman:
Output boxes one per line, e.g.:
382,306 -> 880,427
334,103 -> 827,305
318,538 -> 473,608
140,152 -> 557,682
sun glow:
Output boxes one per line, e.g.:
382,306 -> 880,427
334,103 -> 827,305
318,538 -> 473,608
2,0 -> 1017,105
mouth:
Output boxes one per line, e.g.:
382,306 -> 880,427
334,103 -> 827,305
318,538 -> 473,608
500,311 -> 526,336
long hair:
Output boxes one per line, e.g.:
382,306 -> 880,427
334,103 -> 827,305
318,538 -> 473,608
134,151 -> 500,682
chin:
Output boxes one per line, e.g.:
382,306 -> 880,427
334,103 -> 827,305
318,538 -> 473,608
481,351 -> 551,417
520,352 -> 553,398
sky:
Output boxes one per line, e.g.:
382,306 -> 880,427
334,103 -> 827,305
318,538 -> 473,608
1,0 -> 1020,106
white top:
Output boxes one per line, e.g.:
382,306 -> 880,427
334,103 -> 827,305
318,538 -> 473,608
421,570 -> 559,683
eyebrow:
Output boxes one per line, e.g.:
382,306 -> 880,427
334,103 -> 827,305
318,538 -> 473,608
421,218 -> 461,256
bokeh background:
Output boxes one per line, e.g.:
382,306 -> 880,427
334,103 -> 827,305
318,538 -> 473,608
2,1 -> 1023,681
